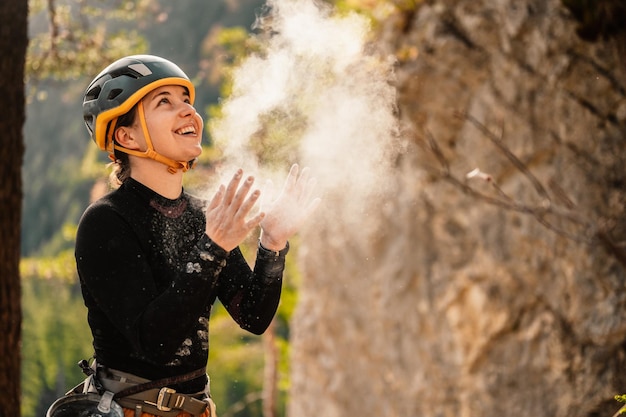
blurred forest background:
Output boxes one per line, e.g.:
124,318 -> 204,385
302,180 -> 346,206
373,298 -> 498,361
20,0 -> 626,417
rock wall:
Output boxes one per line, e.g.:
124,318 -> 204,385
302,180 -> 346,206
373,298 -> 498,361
289,1 -> 626,416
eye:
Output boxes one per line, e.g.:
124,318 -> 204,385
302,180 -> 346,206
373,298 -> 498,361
159,97 -> 171,105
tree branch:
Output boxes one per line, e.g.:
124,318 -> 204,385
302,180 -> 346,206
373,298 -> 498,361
42,0 -> 59,63
423,114 -> 626,266
456,111 -> 552,203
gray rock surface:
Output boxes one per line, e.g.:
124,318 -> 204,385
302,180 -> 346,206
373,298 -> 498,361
289,1 -> 626,416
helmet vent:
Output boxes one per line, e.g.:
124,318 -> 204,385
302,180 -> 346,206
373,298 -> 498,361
85,86 -> 101,100
83,115 -> 94,132
107,88 -> 123,101
128,63 -> 153,76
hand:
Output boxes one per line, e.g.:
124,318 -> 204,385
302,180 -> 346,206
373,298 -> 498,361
259,164 -> 320,251
205,169 -> 265,252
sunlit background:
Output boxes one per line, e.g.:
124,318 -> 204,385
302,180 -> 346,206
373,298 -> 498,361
21,0 -> 626,416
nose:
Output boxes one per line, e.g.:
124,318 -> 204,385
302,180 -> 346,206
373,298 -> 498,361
178,101 -> 196,118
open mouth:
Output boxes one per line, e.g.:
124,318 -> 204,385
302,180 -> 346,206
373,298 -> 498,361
175,125 -> 197,136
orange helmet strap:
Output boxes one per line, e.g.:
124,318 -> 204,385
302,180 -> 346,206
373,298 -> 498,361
111,101 -> 190,174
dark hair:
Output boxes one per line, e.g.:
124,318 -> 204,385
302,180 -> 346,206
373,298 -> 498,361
109,104 -> 138,186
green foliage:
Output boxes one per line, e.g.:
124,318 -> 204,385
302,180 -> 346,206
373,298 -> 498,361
20,248 -> 77,283
26,0 -> 149,81
23,0 -> 151,256
20,270 -> 92,417
614,395 -> 626,417
203,25 -> 264,138
249,108 -> 307,171
21,133 -> 96,256
206,262 -> 301,417
202,26 -> 254,85
207,303 -> 265,416
334,0 -> 422,26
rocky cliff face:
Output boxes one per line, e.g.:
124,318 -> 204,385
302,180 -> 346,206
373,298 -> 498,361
289,1 -> 626,416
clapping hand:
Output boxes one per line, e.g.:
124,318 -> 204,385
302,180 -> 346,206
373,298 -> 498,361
259,164 -> 320,251
205,169 -> 265,252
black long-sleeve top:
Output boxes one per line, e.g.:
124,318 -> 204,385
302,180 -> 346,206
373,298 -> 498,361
75,178 -> 286,393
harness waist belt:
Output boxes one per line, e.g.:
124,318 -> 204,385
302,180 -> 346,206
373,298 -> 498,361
117,387 -> 208,417
98,368 -> 209,417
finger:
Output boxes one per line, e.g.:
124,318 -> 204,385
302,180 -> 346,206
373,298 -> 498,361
300,177 -> 318,205
298,166 -> 310,180
244,212 -> 266,230
235,188 -> 261,221
232,175 -> 255,208
283,163 -> 299,193
224,169 -> 243,205
207,184 -> 225,210
295,166 -> 311,200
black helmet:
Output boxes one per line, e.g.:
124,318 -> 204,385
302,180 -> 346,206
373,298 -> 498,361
83,55 -> 195,152
46,393 -> 124,417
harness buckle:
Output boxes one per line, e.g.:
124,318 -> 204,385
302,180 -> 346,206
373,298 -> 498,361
145,387 -> 176,411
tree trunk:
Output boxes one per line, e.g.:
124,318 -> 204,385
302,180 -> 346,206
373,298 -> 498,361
0,0 -> 28,415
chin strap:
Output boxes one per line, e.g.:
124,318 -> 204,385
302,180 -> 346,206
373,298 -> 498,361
108,101 -> 193,174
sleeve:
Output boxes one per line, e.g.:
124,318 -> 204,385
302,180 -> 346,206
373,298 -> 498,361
217,242 -> 289,335
75,203 -> 229,362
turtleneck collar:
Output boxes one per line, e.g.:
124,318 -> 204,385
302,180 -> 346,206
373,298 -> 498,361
123,177 -> 188,218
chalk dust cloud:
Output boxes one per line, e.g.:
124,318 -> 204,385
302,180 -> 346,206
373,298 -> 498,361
208,0 -> 402,239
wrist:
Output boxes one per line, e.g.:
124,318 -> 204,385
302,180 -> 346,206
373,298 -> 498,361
259,232 -> 287,252
258,239 -> 289,257
201,234 -> 230,258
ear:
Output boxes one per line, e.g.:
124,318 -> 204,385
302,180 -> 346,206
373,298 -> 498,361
114,126 -> 142,150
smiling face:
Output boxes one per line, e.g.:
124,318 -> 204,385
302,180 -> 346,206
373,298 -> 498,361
130,85 -> 204,164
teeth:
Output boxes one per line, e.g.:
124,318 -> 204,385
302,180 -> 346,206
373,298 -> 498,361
176,126 -> 196,135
